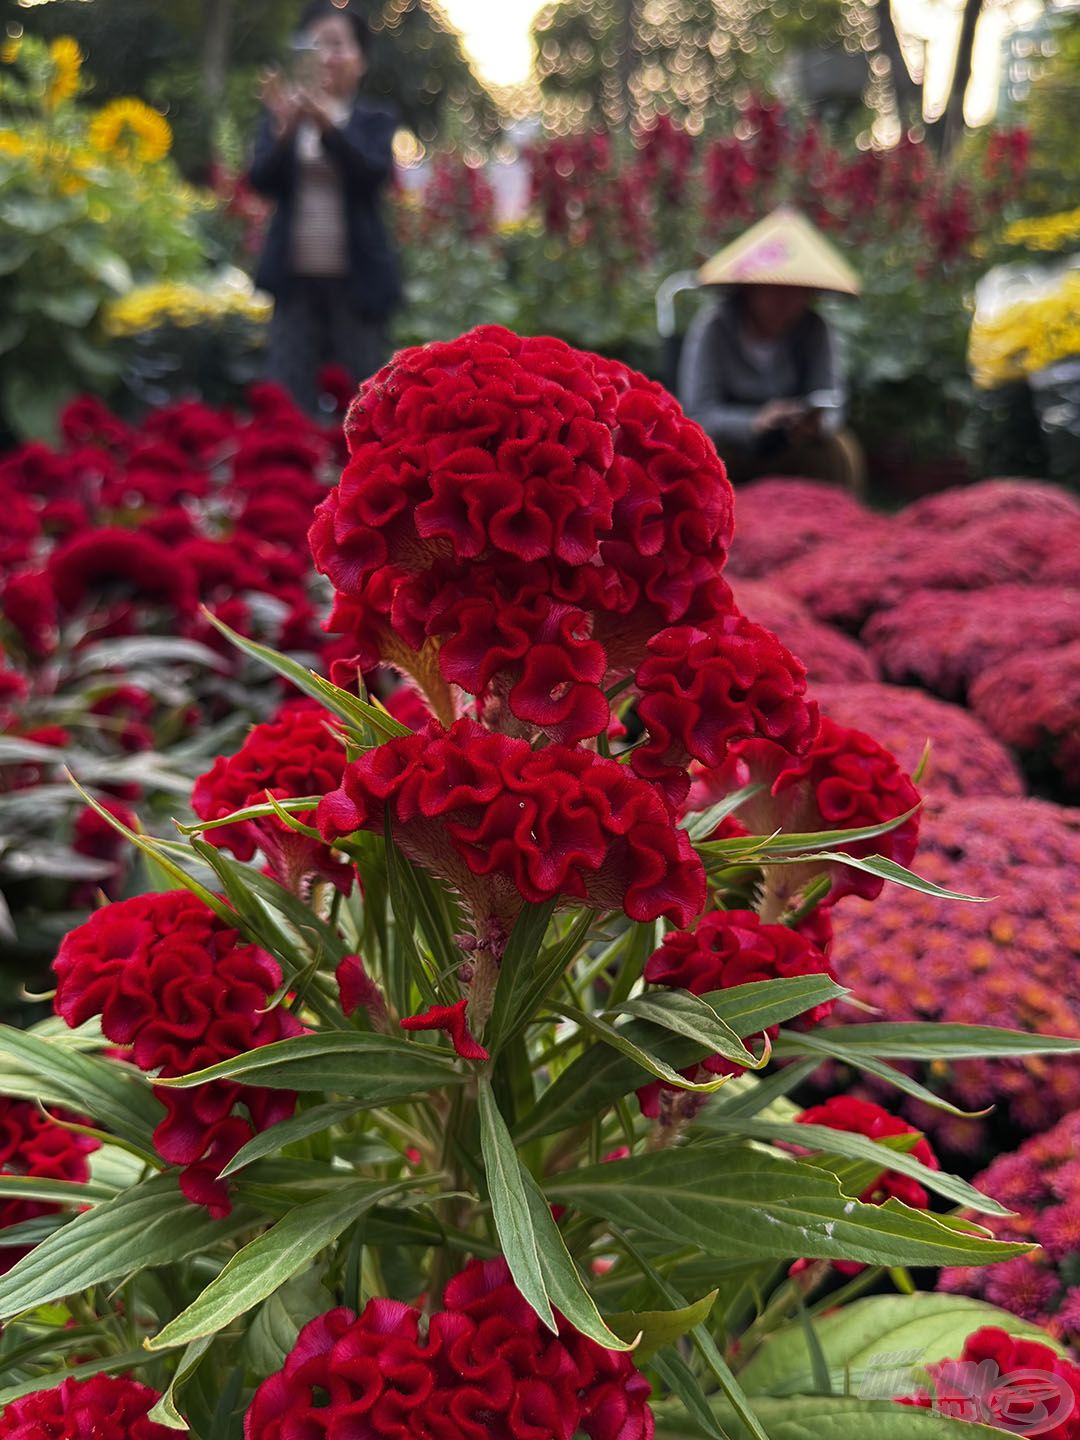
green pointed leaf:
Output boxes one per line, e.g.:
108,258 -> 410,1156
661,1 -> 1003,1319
518,1166 -> 632,1351
652,1349 -> 733,1440
177,797 -> 323,836
478,1078 -> 556,1332
776,1022 -> 1080,1061
550,1002 -> 739,1093
148,1334 -> 214,1430
151,1031 -> 464,1099
0,1025 -> 161,1155
0,1174 -> 259,1323
218,1102 -> 361,1178
690,1118 -> 1010,1216
609,990 -> 757,1068
514,976 -> 845,1143
771,1031 -> 990,1117
201,612 -> 410,740
147,1179 -> 404,1350
608,1290 -> 718,1361
657,1395 -> 1006,1439
758,851 -> 987,902
492,906 -> 594,1053
0,1175 -> 115,1206
486,899 -> 559,1053
698,805 -> 923,860
680,783 -> 765,841
544,1147 -> 1030,1268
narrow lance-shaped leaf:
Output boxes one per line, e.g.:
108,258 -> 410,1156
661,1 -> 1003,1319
776,1021 -> 1080,1061
486,898 -> 559,1053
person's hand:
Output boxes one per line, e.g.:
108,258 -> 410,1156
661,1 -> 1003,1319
296,88 -> 336,132
259,68 -> 301,137
751,398 -> 806,436
789,406 -> 823,442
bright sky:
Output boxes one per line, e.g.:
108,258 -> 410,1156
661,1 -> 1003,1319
439,0 -> 1035,123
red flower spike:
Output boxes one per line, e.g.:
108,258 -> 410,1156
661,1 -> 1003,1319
0,1374 -> 173,1439
401,999 -> 489,1061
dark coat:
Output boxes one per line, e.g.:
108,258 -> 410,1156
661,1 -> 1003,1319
248,101 -> 402,321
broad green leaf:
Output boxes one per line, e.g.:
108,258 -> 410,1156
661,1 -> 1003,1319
608,1290 -> 718,1361
0,1175 -> 115,1205
147,1180 -> 404,1350
514,976 -> 845,1143
737,1292 -> 1069,1399
478,1079 -> 556,1332
776,1022 -> 1080,1061
151,1031 -> 463,1098
486,899 -> 559,1053
551,1002 -> 739,1094
518,1167 -> 632,1351
219,1102 -> 362,1178
243,1268 -> 335,1378
692,1118 -> 1009,1216
0,1174 -> 259,1322
0,1025 -> 161,1154
544,1147 -> 1030,1268
610,991 -> 757,1068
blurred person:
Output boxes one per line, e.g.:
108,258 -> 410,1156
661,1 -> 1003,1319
248,0 -> 402,413
679,208 -> 864,488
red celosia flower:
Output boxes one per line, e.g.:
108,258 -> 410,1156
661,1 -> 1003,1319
2,569 -> 59,659
88,685 -> 156,753
636,909 -> 837,1119
632,613 -> 817,805
58,395 -> 131,454
192,700 -> 353,894
899,1327 -> 1080,1436
699,716 -> 921,908
52,891 -> 302,1216
0,1098 -> 98,1274
401,998 -> 489,1060
142,398 -> 236,462
310,326 -> 734,741
0,1374 -> 172,1439
71,797 -> 138,905
0,648 -> 27,730
48,528 -> 197,617
863,584 -> 1080,701
244,1257 -> 654,1440
813,682 -> 1024,800
317,718 -> 705,946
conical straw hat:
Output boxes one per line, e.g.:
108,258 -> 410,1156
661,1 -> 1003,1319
698,206 -> 861,296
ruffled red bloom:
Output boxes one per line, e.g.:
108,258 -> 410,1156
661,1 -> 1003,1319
71,797 -> 138,905
703,716 -> 921,908
244,1257 -> 654,1440
193,700 -> 353,894
88,685 -> 156,753
48,528 -> 197,617
317,718 -> 705,943
58,395 -> 131,454
142,399 -> 236,462
632,613 -> 817,805
401,998 -> 489,1060
310,326 -> 734,741
0,1374 -> 172,1439
2,569 -> 59,659
899,1327 -> 1080,1436
636,909 -> 837,1118
53,891 -> 302,1216
0,1098 -> 98,1274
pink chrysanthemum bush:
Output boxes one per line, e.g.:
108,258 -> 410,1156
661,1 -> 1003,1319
0,329 -> 1071,1438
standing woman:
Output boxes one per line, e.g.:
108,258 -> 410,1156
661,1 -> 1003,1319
248,1 -> 402,413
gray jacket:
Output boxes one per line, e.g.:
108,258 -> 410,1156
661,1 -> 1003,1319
677,296 -> 845,449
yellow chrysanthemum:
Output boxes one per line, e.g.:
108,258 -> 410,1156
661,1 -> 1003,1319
1003,206 -> 1080,253
87,97 -> 172,165
102,281 -> 273,338
0,35 -> 20,65
0,128 -> 24,159
970,271 -> 1080,388
46,35 -> 82,108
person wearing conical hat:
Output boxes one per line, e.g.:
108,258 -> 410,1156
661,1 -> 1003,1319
678,207 -> 865,489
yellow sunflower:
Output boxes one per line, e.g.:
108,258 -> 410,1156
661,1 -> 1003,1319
87,97 -> 172,165
46,35 -> 82,108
